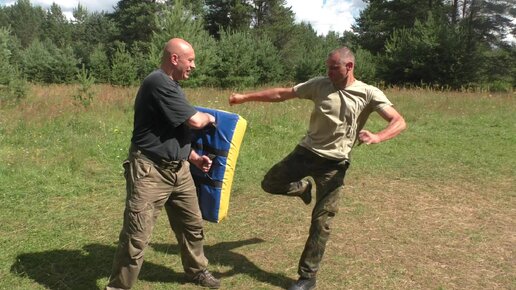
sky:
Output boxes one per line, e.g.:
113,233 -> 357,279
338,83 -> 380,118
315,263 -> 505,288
0,0 -> 365,36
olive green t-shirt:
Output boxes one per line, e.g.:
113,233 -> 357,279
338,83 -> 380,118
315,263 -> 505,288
294,77 -> 393,160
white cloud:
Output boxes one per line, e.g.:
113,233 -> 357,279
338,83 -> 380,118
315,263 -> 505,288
31,0 -> 114,12
2,0 -> 116,19
286,0 -> 365,35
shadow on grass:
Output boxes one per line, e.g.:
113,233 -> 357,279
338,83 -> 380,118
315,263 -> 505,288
152,237 -> 295,288
10,238 -> 293,290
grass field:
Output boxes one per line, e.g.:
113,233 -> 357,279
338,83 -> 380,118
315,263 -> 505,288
0,84 -> 514,290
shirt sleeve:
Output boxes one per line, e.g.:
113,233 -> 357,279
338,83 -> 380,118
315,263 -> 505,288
293,77 -> 326,100
154,83 -> 197,128
368,86 -> 393,111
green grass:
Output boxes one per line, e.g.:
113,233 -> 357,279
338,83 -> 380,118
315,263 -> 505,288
0,85 -> 514,289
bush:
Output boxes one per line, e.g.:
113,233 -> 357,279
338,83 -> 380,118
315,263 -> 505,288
20,39 -> 78,83
0,27 -> 28,102
110,42 -> 137,86
72,65 -> 96,108
89,44 -> 110,83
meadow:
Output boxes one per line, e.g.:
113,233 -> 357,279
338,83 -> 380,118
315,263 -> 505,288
0,84 -> 514,290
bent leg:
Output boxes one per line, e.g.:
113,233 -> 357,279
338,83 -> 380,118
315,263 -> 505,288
261,146 -> 310,196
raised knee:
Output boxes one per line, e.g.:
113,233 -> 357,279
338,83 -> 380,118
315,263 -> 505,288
261,179 -> 273,193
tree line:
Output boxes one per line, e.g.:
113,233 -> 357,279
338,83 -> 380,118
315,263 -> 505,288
0,0 -> 514,101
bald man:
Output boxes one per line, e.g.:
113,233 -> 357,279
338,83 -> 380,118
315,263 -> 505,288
106,38 -> 220,289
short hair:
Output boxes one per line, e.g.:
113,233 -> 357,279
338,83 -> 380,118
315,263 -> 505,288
329,47 -> 355,64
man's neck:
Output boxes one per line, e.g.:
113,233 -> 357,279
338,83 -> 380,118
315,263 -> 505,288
334,75 -> 356,90
160,66 -> 174,80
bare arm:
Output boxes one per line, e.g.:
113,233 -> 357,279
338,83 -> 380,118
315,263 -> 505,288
187,111 -> 215,129
358,106 -> 407,145
229,87 -> 297,105
189,149 -> 212,173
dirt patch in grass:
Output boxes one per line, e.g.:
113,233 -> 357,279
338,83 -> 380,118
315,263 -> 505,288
207,176 -> 514,290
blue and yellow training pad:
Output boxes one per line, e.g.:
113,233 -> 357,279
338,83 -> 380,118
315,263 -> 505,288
190,107 -> 247,223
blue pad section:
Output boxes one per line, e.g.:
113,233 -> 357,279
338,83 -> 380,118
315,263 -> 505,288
190,107 -> 246,223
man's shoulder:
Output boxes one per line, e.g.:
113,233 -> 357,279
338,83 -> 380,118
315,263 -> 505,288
142,69 -> 180,91
295,76 -> 332,91
294,77 -> 333,99
144,69 -> 166,83
347,80 -> 384,95
307,76 -> 331,85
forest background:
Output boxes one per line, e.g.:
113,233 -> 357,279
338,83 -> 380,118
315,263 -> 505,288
1,1 -> 515,289
1,0 -> 515,101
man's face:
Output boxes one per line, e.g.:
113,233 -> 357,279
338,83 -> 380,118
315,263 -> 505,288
326,53 -> 349,85
173,50 -> 196,80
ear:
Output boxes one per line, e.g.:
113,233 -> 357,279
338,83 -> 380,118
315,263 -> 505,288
170,53 -> 179,65
346,62 -> 354,71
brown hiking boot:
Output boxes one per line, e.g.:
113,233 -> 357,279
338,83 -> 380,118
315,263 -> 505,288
188,269 -> 221,289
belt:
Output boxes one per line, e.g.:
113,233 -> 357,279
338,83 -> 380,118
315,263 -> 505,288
130,144 -> 183,171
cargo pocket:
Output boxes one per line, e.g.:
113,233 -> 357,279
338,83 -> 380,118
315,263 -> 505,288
133,157 -> 152,180
123,159 -> 130,180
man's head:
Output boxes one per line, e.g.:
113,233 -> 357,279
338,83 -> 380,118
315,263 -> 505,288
326,46 -> 355,88
161,38 -> 196,81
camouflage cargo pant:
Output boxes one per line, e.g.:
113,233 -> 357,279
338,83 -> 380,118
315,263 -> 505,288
261,145 -> 349,279
106,147 -> 208,289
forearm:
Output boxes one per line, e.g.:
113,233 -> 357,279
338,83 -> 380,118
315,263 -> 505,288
359,106 -> 407,144
189,149 -> 212,172
230,88 -> 296,104
376,115 -> 406,142
187,112 -> 215,129
189,149 -> 201,162
247,88 -> 291,102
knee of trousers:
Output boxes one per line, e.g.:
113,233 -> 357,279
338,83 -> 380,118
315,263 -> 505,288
311,208 -> 338,234
120,210 -> 155,260
260,178 -> 285,194
116,234 -> 147,261
260,179 -> 273,193
179,222 -> 205,241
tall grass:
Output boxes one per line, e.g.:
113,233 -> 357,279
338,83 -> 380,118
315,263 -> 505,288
0,84 -> 514,290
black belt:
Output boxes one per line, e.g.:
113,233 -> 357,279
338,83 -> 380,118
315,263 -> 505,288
130,144 -> 183,171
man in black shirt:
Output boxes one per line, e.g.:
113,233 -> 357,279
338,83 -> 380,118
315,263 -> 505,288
106,38 -> 220,289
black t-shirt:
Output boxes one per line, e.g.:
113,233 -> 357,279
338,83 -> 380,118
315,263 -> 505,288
131,69 -> 197,161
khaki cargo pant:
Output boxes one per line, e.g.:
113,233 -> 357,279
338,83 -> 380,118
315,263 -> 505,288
106,149 -> 208,289
261,145 -> 349,279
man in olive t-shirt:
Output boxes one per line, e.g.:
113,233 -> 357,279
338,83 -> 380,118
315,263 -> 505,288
228,47 -> 406,290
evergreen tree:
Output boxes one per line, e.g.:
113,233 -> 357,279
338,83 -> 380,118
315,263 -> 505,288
150,0 -> 217,87
71,6 -> 118,72
204,0 -> 253,39
278,22 -> 330,82
0,27 -> 27,100
42,3 -> 71,48
353,0 -> 447,54
213,29 -> 283,87
111,0 -> 163,48
252,0 -> 297,50
381,13 -> 472,88
89,44 -> 111,83
19,39 -> 78,84
2,0 -> 45,47
110,42 -> 137,86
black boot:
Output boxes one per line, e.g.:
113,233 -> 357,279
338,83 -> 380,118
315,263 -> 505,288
299,180 -> 312,205
287,277 -> 316,290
